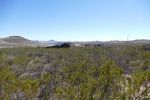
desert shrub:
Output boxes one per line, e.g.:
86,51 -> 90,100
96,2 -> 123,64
0,45 -> 149,99
56,60 -> 123,99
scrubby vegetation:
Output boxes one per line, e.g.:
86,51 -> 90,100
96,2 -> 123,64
0,45 -> 150,100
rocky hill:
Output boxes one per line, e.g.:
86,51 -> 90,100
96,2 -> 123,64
0,36 -> 49,47
2,36 -> 31,43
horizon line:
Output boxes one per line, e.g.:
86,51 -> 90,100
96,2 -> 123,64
0,35 -> 150,42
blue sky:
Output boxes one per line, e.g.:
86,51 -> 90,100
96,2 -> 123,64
0,0 -> 150,41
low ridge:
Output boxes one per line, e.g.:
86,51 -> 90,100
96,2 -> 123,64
3,36 -> 31,43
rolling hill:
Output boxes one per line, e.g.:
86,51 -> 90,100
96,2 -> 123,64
0,36 -> 48,47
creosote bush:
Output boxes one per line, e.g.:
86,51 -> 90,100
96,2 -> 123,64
0,45 -> 149,99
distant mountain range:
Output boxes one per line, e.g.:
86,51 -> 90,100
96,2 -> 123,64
0,36 -> 150,48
